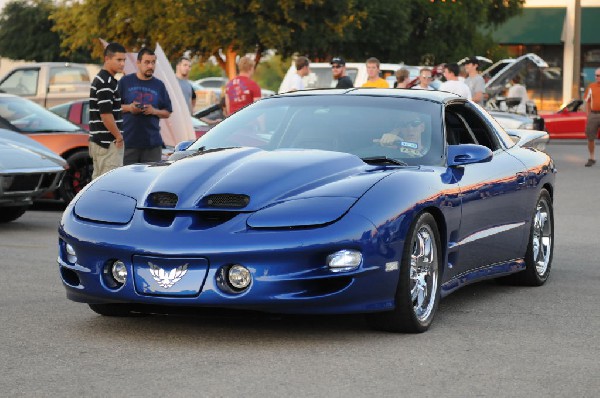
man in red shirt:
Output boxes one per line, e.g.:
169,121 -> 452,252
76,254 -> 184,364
225,56 -> 262,116
584,68 -> 600,167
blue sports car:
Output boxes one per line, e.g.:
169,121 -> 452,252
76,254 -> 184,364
58,89 -> 555,333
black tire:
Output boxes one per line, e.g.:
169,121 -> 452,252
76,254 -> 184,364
88,303 -> 139,317
58,150 -> 93,203
0,205 -> 28,223
503,189 -> 554,286
367,213 -> 442,333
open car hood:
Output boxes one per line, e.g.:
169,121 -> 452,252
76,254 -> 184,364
486,53 -> 548,98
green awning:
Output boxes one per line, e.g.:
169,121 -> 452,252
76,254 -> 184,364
491,7 -> 600,45
491,8 -> 566,45
581,8 -> 600,44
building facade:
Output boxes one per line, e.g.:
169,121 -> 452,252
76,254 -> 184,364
491,0 -> 600,110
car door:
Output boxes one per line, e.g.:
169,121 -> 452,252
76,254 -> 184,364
445,102 -> 531,279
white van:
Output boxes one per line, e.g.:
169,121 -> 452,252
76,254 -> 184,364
278,62 -> 412,93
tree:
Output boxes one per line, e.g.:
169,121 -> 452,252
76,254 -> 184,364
0,0 -> 67,61
51,0 -> 363,78
51,0 -> 524,75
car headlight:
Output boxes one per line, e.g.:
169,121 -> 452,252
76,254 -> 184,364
74,190 -> 137,224
327,249 -> 362,272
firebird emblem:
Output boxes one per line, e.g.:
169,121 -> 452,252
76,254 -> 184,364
148,262 -> 188,289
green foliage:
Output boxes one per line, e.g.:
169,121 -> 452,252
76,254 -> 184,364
189,61 -> 225,81
47,0 -> 524,69
0,0 -> 93,62
254,54 -> 291,92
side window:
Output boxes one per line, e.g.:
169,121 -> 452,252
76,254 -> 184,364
446,103 -> 501,151
0,69 -> 39,96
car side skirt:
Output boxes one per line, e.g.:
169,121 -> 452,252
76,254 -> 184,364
440,258 -> 525,297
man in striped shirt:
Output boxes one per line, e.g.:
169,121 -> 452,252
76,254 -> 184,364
89,42 -> 126,179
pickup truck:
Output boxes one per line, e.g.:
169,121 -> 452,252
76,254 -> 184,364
0,62 -> 92,108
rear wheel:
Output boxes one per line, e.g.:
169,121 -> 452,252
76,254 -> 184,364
367,213 -> 442,333
504,189 -> 553,286
58,150 -> 93,203
0,206 -> 28,223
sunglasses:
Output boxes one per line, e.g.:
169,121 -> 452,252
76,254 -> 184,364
331,65 -> 343,69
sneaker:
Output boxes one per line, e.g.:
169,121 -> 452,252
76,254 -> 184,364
585,159 -> 596,167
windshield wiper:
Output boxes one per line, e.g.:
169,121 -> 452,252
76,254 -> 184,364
361,156 -> 407,166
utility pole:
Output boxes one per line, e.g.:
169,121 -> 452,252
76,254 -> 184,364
563,0 -> 582,104
571,0 -> 581,100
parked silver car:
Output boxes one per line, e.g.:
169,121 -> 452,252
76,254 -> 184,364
0,129 -> 66,222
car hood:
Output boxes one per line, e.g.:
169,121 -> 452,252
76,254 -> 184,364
0,128 -> 67,170
85,147 -> 392,213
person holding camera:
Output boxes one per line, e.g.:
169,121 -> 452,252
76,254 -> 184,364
119,48 -> 172,165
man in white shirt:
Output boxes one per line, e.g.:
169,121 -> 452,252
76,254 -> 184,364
439,63 -> 471,99
281,56 -> 310,93
507,75 -> 529,114
412,68 -> 434,90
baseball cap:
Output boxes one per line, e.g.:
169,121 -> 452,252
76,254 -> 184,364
464,56 -> 480,65
330,57 -> 345,66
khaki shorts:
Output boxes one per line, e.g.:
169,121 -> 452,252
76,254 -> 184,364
585,112 -> 600,140
89,141 -> 124,180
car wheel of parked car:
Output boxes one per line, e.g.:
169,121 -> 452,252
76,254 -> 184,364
88,304 -> 142,317
0,205 -> 28,223
367,213 -> 442,333
59,150 -> 93,203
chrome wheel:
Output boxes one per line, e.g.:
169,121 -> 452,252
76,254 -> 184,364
410,224 -> 439,322
532,198 -> 552,276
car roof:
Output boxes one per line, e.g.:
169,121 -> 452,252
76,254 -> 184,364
275,87 -> 461,103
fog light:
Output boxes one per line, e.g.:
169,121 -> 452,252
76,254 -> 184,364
65,243 -> 77,264
327,249 -> 362,272
111,260 -> 127,285
228,264 -> 251,290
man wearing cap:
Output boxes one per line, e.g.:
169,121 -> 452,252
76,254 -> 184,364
464,56 -> 486,106
331,57 -> 353,89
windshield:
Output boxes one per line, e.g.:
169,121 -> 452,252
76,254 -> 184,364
0,96 -> 82,133
188,95 -> 444,166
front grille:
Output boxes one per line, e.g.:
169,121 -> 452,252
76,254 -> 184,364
203,194 -> 250,208
7,174 -> 40,192
148,192 -> 178,208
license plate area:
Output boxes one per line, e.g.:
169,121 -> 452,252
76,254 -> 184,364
133,255 -> 208,297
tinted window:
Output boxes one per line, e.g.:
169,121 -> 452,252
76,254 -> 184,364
189,95 -> 444,166
0,96 -> 81,133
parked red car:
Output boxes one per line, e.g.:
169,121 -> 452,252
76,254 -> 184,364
541,99 -> 590,139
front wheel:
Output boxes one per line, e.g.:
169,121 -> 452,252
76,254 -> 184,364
0,205 -> 28,223
367,213 -> 442,333
58,151 -> 93,203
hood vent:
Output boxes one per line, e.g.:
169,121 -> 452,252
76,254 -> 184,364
203,194 -> 250,208
148,192 -> 178,208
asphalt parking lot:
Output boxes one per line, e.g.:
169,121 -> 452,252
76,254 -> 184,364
1,141 -> 599,397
